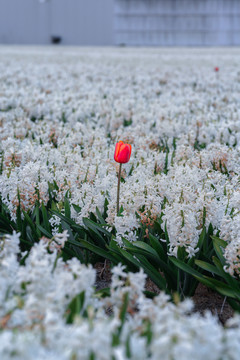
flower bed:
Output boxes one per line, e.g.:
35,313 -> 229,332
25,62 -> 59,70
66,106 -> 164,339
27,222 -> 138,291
1,46 -> 240,358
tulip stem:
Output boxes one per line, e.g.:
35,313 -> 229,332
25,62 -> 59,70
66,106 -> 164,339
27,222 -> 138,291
117,163 -> 122,215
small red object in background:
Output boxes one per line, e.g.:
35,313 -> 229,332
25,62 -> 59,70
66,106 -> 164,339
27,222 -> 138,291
214,67 -> 219,72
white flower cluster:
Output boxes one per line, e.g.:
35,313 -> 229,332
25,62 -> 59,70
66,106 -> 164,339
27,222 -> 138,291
1,232 -> 240,359
219,184 -> 240,276
0,47 -> 240,263
0,231 -> 95,329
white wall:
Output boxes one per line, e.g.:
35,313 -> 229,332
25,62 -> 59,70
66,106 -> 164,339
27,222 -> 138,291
0,0 -> 114,45
50,0 -> 114,45
0,0 -> 51,44
0,0 -> 240,46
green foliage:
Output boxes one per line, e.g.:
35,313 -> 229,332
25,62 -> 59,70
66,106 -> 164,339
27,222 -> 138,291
123,118 -> 132,127
107,221 -> 215,299
65,291 -> 86,324
1,188 -> 240,309
0,194 -> 52,252
173,235 -> 240,311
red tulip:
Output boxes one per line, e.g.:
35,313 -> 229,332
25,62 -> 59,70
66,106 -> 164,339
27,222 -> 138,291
114,141 -> 132,163
214,67 -> 219,72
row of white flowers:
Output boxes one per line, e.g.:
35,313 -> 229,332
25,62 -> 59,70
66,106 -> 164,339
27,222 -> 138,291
1,231 -> 240,360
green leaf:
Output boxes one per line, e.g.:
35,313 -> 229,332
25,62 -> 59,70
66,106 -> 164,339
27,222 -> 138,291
94,287 -> 111,298
170,257 -> 202,278
215,286 -> 240,299
83,218 -> 112,239
71,224 -> 86,238
16,204 -> 22,233
149,234 -> 168,262
23,211 -> 39,242
212,256 -> 226,273
202,206 -> 206,226
0,213 -> 16,232
62,245 -> 80,261
72,204 -> 82,214
82,219 -> 106,249
212,237 -> 227,265
19,237 -> 33,247
153,219 -> 163,235
103,198 -> 109,220
177,246 -> 187,261
66,291 -> 85,324
41,203 -> 51,234
51,210 -> 76,226
211,236 -> 227,248
194,274 -> 240,300
61,220 -> 75,243
197,227 -> 206,253
212,256 -> 239,288
107,238 -> 127,264
195,259 -> 221,276
21,218 -> 28,242
51,201 -> 58,212
125,246 -> 159,264
96,207 -> 106,224
37,224 -> 52,239
51,210 -> 85,237
143,290 -> 157,299
226,298 -> 240,312
137,254 -> 168,291
26,225 -> 35,244
69,241 -> 84,263
119,247 -> 167,290
164,222 -> 169,244
118,292 -> 129,335
34,204 -> 41,238
70,238 -> 117,264
118,247 -> 143,269
121,237 -> 136,249
132,241 -> 159,258
64,192 -> 71,219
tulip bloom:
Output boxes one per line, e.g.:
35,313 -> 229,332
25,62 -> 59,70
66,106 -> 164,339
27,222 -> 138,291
114,141 -> 132,164
114,141 -> 132,214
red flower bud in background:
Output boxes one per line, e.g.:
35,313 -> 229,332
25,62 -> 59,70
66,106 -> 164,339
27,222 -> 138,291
114,141 -> 132,163
214,67 -> 219,72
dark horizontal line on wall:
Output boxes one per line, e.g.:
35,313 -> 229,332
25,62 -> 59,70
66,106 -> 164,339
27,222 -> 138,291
115,12 -> 240,16
115,30 -> 240,33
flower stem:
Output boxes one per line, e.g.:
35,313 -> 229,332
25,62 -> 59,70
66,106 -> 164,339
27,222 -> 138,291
117,163 -> 122,215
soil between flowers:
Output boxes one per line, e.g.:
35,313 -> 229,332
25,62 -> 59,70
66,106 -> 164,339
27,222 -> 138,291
192,283 -> 234,324
94,262 -> 234,324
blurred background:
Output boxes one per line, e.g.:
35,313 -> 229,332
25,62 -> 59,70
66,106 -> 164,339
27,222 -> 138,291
0,0 -> 240,46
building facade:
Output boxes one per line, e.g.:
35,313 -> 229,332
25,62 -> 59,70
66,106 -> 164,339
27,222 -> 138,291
0,0 -> 240,46
115,0 -> 240,46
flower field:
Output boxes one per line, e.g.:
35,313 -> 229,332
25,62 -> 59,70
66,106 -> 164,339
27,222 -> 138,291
1,46 -> 240,359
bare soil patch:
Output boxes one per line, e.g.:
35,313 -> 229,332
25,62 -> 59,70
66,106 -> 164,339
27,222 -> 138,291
94,262 -> 234,324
